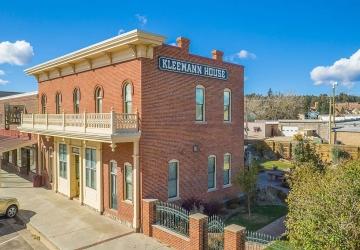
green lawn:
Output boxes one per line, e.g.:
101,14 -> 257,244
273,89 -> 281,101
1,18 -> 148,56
225,205 -> 288,231
260,160 -> 293,171
265,241 -> 295,250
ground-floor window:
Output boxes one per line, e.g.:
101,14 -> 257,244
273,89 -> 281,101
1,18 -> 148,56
124,163 -> 133,202
208,155 -> 216,190
85,148 -> 96,189
59,144 -> 67,179
110,161 -> 117,209
223,153 -> 231,186
168,160 -> 179,199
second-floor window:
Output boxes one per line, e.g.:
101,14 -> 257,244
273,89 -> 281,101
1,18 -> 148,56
55,92 -> 62,114
73,88 -> 80,114
124,83 -> 132,113
196,85 -> 205,121
41,94 -> 47,114
224,89 -> 231,121
95,86 -> 103,113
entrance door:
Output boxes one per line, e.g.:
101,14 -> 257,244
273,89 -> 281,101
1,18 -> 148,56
21,148 -> 31,174
74,154 -> 80,197
110,161 -> 117,209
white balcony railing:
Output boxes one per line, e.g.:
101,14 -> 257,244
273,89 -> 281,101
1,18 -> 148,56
20,112 -> 139,135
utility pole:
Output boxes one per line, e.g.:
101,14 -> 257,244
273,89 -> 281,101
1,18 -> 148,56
329,98 -> 332,144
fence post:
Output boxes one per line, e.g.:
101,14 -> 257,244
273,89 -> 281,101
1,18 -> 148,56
189,213 -> 208,250
62,111 -> 65,131
142,199 -> 158,237
83,110 -> 87,133
224,224 -> 246,250
110,107 -> 115,134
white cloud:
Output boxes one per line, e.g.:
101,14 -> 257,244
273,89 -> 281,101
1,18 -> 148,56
135,14 -> 147,26
118,29 -> 125,35
0,69 -> 4,76
0,40 -> 34,66
226,49 -> 256,62
237,50 -> 256,60
169,42 -> 177,46
311,49 -> 360,87
0,79 -> 8,85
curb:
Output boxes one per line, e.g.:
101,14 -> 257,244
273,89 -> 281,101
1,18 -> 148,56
17,212 -> 59,250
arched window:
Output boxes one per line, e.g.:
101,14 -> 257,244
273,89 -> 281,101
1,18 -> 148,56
41,94 -> 47,114
94,86 -> 103,113
168,159 -> 179,199
224,89 -> 231,122
208,155 -> 216,190
124,162 -> 133,202
73,88 -> 80,114
55,92 -> 62,114
195,85 -> 205,121
223,153 -> 231,186
123,83 -> 132,113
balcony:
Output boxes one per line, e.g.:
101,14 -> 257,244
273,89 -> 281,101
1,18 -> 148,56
18,112 -> 140,143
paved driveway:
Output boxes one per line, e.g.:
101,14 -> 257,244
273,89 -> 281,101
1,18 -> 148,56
0,169 -> 170,250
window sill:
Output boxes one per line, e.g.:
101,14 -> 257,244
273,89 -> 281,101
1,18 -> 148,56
123,200 -> 133,205
167,196 -> 181,202
207,188 -> 217,193
223,184 -> 232,189
223,121 -> 232,124
194,121 -> 207,124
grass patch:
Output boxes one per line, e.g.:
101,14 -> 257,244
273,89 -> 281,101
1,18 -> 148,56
266,240 -> 294,250
225,205 -> 288,231
260,160 -> 293,171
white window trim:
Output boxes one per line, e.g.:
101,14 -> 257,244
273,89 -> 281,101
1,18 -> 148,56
58,143 -> 67,180
224,88 -> 232,123
167,159 -> 180,201
85,147 -> 97,190
195,85 -> 206,123
124,162 -> 133,204
109,160 -> 118,210
207,155 -> 217,192
223,153 -> 232,188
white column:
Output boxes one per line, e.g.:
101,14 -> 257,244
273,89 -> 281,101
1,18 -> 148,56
54,140 -> 58,192
132,140 -> 140,231
99,143 -> 103,213
37,134 -> 42,175
79,144 -> 84,205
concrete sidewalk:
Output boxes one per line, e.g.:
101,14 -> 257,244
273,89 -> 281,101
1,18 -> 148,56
0,169 -> 170,250
257,216 -> 286,237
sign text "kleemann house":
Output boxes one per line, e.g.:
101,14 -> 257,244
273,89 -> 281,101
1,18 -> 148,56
158,57 -> 228,80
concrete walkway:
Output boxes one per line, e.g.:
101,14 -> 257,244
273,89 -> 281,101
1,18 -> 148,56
257,216 -> 286,237
0,169 -> 170,250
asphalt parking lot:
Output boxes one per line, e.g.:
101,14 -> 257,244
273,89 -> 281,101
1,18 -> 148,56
0,216 -> 47,250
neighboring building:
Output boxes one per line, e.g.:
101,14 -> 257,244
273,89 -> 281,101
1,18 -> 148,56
0,92 -> 38,178
19,30 -> 244,230
245,120 -> 279,139
333,127 -> 360,146
279,119 -> 329,141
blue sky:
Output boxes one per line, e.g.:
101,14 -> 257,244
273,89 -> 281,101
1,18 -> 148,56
0,0 -> 359,96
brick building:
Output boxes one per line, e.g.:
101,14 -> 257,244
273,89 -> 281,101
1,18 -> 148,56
19,30 -> 244,231
0,91 -> 38,178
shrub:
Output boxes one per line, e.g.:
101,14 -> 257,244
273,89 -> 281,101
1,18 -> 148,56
181,197 -> 202,212
203,201 -> 224,216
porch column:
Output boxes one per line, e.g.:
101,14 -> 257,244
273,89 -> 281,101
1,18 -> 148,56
133,139 -> 140,231
37,134 -> 42,175
53,141 -> 58,192
79,144 -> 84,205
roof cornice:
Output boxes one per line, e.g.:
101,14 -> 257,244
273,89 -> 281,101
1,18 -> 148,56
25,29 -> 165,76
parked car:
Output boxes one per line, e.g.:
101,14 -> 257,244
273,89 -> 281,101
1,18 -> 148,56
0,196 -> 19,218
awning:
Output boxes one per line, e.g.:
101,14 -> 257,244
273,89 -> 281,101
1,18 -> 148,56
0,136 -> 37,154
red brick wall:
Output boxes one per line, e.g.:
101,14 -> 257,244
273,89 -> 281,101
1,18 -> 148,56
152,225 -> 191,249
38,60 -> 142,115
102,142 -> 134,224
140,44 -> 244,203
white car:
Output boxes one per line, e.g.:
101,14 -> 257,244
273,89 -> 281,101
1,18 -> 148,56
0,196 -> 19,218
